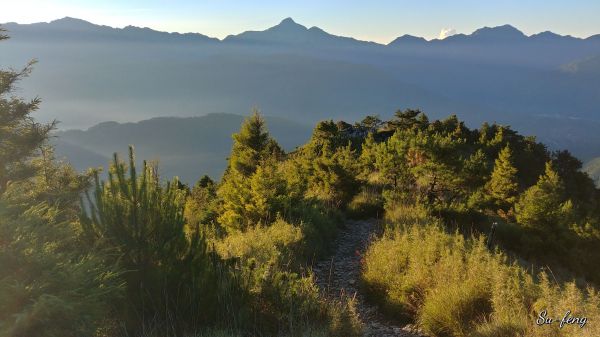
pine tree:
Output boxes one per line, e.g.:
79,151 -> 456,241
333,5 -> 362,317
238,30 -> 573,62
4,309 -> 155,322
409,131 -> 463,205
246,157 -> 287,224
359,132 -> 378,177
0,31 -> 121,337
478,122 -> 492,144
304,143 -> 358,208
0,48 -> 54,195
306,120 -> 345,154
388,108 -> 422,130
185,175 -> 218,234
82,147 -> 228,335
374,131 -> 411,189
489,125 -> 507,148
462,149 -> 489,190
228,109 -> 270,176
487,145 -> 519,212
515,161 -> 571,230
356,115 -> 382,134
218,110 -> 283,231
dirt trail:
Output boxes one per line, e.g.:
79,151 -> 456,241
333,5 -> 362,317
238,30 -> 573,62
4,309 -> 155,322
313,220 -> 424,337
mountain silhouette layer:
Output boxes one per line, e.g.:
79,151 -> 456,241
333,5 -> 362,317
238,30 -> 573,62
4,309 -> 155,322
2,17 -> 600,166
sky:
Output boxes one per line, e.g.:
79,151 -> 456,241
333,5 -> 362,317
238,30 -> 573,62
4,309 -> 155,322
2,0 -> 600,43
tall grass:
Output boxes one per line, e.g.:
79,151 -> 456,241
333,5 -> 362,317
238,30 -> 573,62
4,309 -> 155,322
362,205 -> 600,337
347,186 -> 384,219
212,218 -> 362,337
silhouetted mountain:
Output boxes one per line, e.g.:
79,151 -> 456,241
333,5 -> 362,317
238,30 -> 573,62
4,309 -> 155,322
586,34 -> 600,41
432,25 -> 526,44
224,17 -> 377,47
3,17 -> 218,43
530,31 -> 577,42
2,17 -> 600,163
53,113 -> 312,183
470,24 -> 526,41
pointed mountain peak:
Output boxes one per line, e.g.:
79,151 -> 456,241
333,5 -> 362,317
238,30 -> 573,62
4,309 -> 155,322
269,17 -> 307,32
280,17 -> 297,25
471,24 -> 526,39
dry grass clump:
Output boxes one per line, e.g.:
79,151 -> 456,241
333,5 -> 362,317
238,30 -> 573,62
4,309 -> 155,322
363,206 -> 600,337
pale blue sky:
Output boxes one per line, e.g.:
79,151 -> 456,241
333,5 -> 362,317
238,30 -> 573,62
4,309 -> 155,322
2,0 -> 600,43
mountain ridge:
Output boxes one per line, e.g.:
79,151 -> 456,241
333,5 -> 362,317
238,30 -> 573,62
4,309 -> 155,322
4,16 -> 598,45
54,113 -> 313,183
2,16 -> 219,43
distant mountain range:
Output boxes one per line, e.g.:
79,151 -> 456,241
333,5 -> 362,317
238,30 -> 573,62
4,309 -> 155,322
2,17 -> 218,43
54,113 -> 312,183
2,17 -> 600,170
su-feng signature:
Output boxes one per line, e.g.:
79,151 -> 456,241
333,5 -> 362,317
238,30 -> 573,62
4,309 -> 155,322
536,310 -> 587,328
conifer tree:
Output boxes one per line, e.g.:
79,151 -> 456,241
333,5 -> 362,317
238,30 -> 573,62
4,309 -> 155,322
0,39 -> 54,195
462,149 -> 489,189
487,145 -> 519,212
82,147 -> 228,335
246,157 -> 287,224
356,115 -> 382,134
515,161 -> 571,230
218,110 -> 283,231
359,132 -> 378,176
409,131 -> 462,205
374,131 -> 411,190
388,108 -> 422,130
306,120 -> 345,154
415,112 -> 430,131
1,31 -> 121,337
304,143 -> 358,208
489,125 -> 507,148
185,175 -> 218,234
228,109 -> 270,176
478,122 -> 492,144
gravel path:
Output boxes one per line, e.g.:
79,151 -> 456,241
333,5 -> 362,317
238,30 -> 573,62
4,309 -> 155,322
313,220 -> 425,337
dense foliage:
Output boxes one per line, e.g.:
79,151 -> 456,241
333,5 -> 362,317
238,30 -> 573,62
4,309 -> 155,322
356,110 -> 600,336
0,32 -> 121,337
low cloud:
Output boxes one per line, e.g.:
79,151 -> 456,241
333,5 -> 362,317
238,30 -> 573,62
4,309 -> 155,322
438,28 -> 457,39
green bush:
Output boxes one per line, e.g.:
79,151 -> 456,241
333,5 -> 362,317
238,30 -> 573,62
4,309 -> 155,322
0,157 -> 123,337
0,207 -> 123,337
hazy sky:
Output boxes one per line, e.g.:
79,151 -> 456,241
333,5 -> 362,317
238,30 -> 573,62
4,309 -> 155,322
2,0 -> 600,43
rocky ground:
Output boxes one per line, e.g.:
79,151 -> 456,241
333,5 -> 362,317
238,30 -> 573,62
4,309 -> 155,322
312,220 -> 426,337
